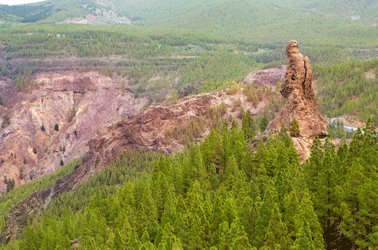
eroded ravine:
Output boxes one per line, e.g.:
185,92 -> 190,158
0,71 -> 147,193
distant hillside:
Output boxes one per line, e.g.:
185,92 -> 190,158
137,0 -> 378,47
0,0 -> 377,47
0,0 -> 130,24
116,0 -> 378,28
0,2 -> 54,23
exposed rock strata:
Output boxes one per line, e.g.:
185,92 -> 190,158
0,71 -> 147,193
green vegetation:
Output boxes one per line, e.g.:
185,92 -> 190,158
3,178 -> 15,193
0,24 -> 257,103
0,16 -> 376,111
19,168 -> 24,180
2,120 -> 378,249
242,110 -> 256,141
0,3 -> 53,23
1,115 -> 10,128
0,95 -> 4,106
327,120 -> 354,139
259,115 -> 269,133
314,58 -> 378,124
67,107 -> 76,123
116,0 -> 378,49
289,118 -> 300,137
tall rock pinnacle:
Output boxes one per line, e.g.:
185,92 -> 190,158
267,40 -> 327,138
280,40 -> 314,101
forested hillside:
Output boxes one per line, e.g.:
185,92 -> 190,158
2,119 -> 378,249
1,0 -> 378,48
315,58 -> 378,125
0,25 -> 256,104
0,23 -> 365,106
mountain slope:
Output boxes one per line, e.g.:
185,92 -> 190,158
1,0 -> 377,47
0,0 -> 130,24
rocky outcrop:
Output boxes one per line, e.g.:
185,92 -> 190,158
279,40 -> 314,101
242,65 -> 286,87
266,40 -> 327,160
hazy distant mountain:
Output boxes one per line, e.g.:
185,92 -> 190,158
1,0 -> 377,26
0,0 -> 377,45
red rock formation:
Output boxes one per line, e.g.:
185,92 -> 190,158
267,40 -> 327,137
0,71 -> 147,194
267,40 -> 327,159
280,40 -> 314,101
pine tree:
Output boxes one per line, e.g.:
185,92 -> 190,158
294,192 -> 324,249
209,189 -> 226,246
291,221 -> 315,250
113,228 -> 124,250
304,136 -> 324,194
259,115 -> 269,133
242,109 -> 256,141
313,151 -> 343,230
154,172 -> 169,220
218,221 -> 231,250
363,117 -> 377,138
283,191 -> 300,236
20,225 -> 41,250
289,118 -> 300,137
273,141 -> 292,208
263,204 -> 292,250
253,182 -> 278,248
237,195 -> 257,243
161,192 -> 177,227
118,182 -> 135,209
229,218 -> 253,250
255,138 -> 267,166
224,156 -> 239,190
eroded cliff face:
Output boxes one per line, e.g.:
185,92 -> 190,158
266,40 -> 327,160
0,71 -> 147,193
0,87 -> 273,243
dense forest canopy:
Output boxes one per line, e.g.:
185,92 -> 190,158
1,120 -> 378,249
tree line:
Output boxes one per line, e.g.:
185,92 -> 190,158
2,118 -> 378,249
